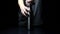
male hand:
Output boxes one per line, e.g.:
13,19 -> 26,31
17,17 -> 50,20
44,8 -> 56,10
18,0 -> 32,16
20,5 -> 30,16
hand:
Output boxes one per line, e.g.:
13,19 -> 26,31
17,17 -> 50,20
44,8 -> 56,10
18,0 -> 32,16
20,5 -> 30,16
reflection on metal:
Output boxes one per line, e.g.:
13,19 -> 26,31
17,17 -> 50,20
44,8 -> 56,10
25,1 -> 31,34
27,4 -> 30,34
28,12 -> 30,34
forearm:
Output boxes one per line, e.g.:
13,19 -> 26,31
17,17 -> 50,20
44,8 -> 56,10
18,0 -> 25,7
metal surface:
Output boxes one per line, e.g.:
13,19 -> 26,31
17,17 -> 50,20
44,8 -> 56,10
28,14 -> 30,30
27,4 -> 30,34
25,1 -> 31,34
28,7 -> 30,34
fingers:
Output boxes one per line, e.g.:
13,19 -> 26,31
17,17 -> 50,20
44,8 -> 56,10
25,6 -> 30,15
24,9 -> 30,15
21,10 -> 26,16
21,10 -> 30,16
25,7 -> 30,12
20,6 -> 30,16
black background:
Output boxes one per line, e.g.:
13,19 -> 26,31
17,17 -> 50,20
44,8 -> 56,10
0,0 -> 56,34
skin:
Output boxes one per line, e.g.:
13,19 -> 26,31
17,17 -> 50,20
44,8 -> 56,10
18,0 -> 32,16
